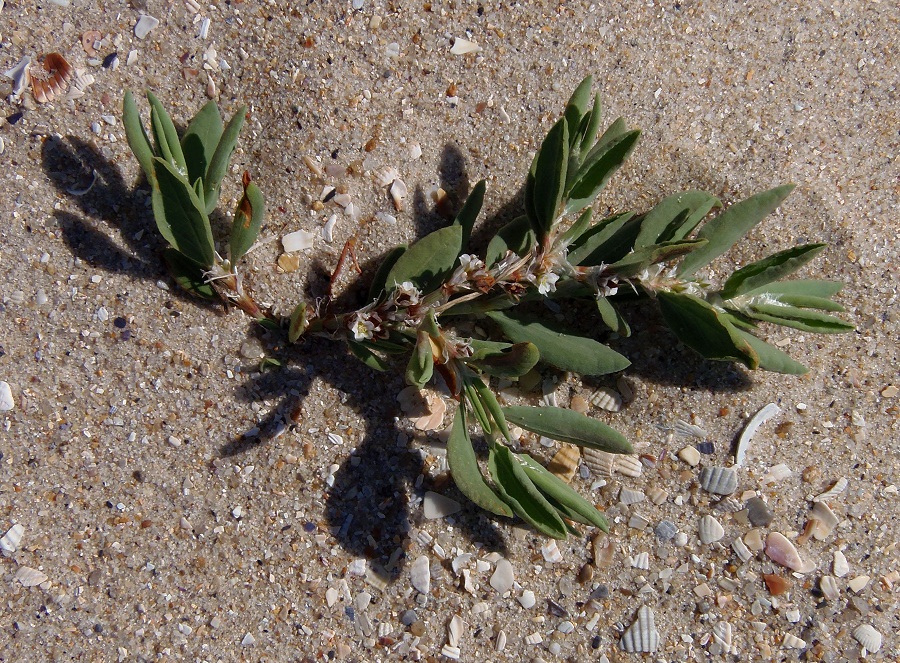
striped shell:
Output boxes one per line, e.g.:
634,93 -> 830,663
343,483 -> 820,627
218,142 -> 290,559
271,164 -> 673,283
781,633 -> 806,649
619,606 -> 659,653
588,387 -> 623,412
700,466 -> 738,495
583,449 -> 643,478
699,515 -> 725,544
852,624 -> 882,653
814,477 -> 848,503
31,53 -> 73,104
546,444 -> 580,483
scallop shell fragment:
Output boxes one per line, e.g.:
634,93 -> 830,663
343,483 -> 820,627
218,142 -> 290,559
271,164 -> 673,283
31,53 -> 73,104
813,477 -> 848,503
619,606 -> 659,653
700,466 -> 738,495
712,621 -> 733,654
410,555 -> 431,594
852,624 -> 882,653
619,487 -> 645,505
0,523 -> 25,554
589,387 -> 622,412
820,575 -> 840,600
3,57 -> 31,100
699,515 -> 725,544
15,566 -> 48,587
781,633 -> 806,650
583,449 -> 642,478
734,402 -> 780,467
450,38 -> 481,55
765,532 -> 814,573
546,444 -> 579,483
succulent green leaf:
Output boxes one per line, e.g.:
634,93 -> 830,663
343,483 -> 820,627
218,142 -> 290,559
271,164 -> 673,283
527,118 -> 569,240
147,92 -> 188,176
735,329 -> 809,375
635,190 -> 722,248
368,246 -> 407,300
151,157 -> 216,268
774,293 -> 845,312
465,340 -> 541,378
230,176 -> 266,264
385,225 -> 464,293
567,212 -> 638,266
405,330 -> 435,389
288,302 -> 308,343
347,340 -> 391,371
469,373 -> 511,440
162,248 -> 216,299
453,180 -> 485,247
486,310 -> 630,376
609,238 -> 707,278
720,243 -> 826,299
122,91 -> 156,179
657,194 -> 722,243
559,208 -> 593,247
502,405 -> 633,454
595,297 -> 631,336
446,406 -> 513,517
204,106 -> 247,214
745,302 -> 855,333
181,101 -> 224,185
464,380 -> 492,434
564,76 -> 593,150
676,184 -> 796,278
578,95 -> 604,160
485,215 -> 535,268
656,291 -> 759,368
517,454 -> 609,531
489,444 -> 568,539
743,279 -> 844,299
565,130 -> 640,215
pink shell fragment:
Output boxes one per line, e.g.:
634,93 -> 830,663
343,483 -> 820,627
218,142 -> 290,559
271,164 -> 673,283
765,532 -> 815,573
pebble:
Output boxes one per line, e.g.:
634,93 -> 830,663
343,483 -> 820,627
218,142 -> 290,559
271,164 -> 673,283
490,558 -> 514,594
134,14 -> 159,39
410,555 -> 430,594
423,491 -> 461,519
518,589 -> 536,609
880,385 -> 898,398
746,497 -> 774,527
0,381 -> 14,411
678,446 -> 701,467
240,633 -> 255,646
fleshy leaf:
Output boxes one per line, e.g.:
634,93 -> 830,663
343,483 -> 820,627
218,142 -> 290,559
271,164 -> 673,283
743,279 -> 844,299
465,340 -> 541,378
774,293 -> 845,312
453,180 -> 485,247
122,91 -> 155,179
162,248 -> 215,299
486,310 -> 630,375
609,238 -> 707,277
565,129 -> 640,214
446,406 -> 513,517
368,245 -> 407,301
527,118 -> 569,240
720,243 -> 826,299
385,225 -> 463,293
564,76 -> 593,150
559,208 -> 593,247
288,302 -> 308,343
464,380 -> 492,434
595,297 -> 631,336
517,454 -> 608,531
151,157 -> 216,267
635,190 -> 721,248
656,291 -> 758,368
745,302 -> 855,333
567,212 -> 638,266
405,330 -> 435,389
485,215 -> 534,268
677,184 -> 795,278
230,172 -> 266,264
578,95 -> 604,160
735,329 -> 809,375
147,92 -> 188,176
469,373 -> 511,440
489,444 -> 568,539
657,194 -> 722,243
181,100 -> 224,185
204,106 -> 247,214
347,340 -> 391,371
502,405 -> 633,454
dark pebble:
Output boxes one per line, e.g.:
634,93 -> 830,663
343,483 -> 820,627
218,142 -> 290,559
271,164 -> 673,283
102,52 -> 118,68
591,635 -> 601,649
114,316 -> 127,328
695,441 -> 715,454
7,112 -> 23,125
589,584 -> 609,600
746,497 -> 774,527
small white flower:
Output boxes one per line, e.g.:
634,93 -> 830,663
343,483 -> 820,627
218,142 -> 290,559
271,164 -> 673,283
458,254 -> 484,273
535,271 -> 559,295
394,280 -> 422,306
350,312 -> 376,341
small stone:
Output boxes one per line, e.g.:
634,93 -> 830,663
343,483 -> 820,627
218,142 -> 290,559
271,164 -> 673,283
654,520 -> 677,541
409,621 -> 426,637
746,497 -> 774,527
518,589 -> 536,609
423,491 -> 461,519
848,575 -> 870,593
763,573 -> 791,595
410,555 -> 430,594
880,385 -> 898,398
490,558 -> 514,594
678,446 -> 701,467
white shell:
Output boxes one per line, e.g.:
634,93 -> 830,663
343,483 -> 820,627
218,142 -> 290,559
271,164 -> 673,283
373,166 -> 400,187
490,558 -> 514,594
450,38 -> 481,55
852,624 -> 882,653
765,532 -> 814,573
700,466 -> 738,495
447,614 -> 465,648
814,477 -> 848,503
15,566 -> 48,587
781,633 -> 806,649
734,402 -> 780,467
589,387 -> 623,412
495,629 -> 507,651
712,621 -> 733,654
0,381 -> 14,411
629,552 -> 650,570
762,463 -> 793,484
619,606 -> 659,653
833,550 -> 850,578
810,501 -> 840,540
820,575 -> 840,600
619,488 -> 646,505
389,179 -> 408,211
282,229 -> 315,252
0,523 -> 24,553
3,57 -> 31,100
674,419 -> 708,439
541,540 -> 563,563
583,449 -> 642,478
322,214 -> 338,243
699,515 -> 725,544
134,14 -> 160,39
731,537 -> 752,563
410,555 -> 430,594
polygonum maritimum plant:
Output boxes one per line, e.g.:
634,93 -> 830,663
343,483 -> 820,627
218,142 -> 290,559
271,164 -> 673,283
122,77 -> 853,539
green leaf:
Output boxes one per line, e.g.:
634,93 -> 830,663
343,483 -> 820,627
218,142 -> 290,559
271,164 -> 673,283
368,245 -> 407,301
151,157 -> 216,267
204,106 -> 247,214
181,100 -> 224,186
485,215 -> 535,268
735,330 -> 809,375
446,406 -> 513,517
595,297 -> 631,336
656,291 -> 758,368
147,92 -> 188,176
720,243 -> 826,299
465,341 -> 541,378
405,330 -> 435,389
527,118 -> 569,240
745,302 -> 855,333
677,184 -> 795,278
657,194 -> 722,243
162,248 -> 216,299
559,208 -> 593,247
469,373 -> 511,440
464,380 -> 492,434
609,238 -> 707,278
517,454 -> 608,531
578,95 -> 604,160
565,129 -> 640,215
775,293 -> 845,312
230,174 -> 266,264
453,180 -> 485,247
385,225 -> 464,293
489,444 -> 568,539
288,302 -> 308,343
567,212 -> 638,266
486,310 -> 630,376
347,340 -> 391,371
743,279 -> 844,299
122,91 -> 156,179
502,405 -> 633,454
634,190 -> 722,248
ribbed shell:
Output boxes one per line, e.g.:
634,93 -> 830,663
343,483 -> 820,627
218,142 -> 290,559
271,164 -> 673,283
589,387 -> 623,412
700,466 -> 738,495
852,624 -> 882,653
619,606 -> 659,653
547,444 -> 580,483
699,515 -> 725,544
583,449 -> 643,478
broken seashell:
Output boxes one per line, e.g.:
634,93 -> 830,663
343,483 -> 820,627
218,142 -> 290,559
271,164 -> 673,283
31,53 -> 73,104
761,463 -> 793,485
804,501 -> 839,542
322,214 -> 338,243
832,550 -> 850,578
765,532 -> 814,573
447,614 -> 465,648
410,555 -> 430,594
15,566 -> 48,587
629,552 -> 650,570
389,179 -> 408,211
763,573 -> 791,596
731,537 -> 752,563
450,37 -> 481,55
0,523 -> 25,554
712,621 -> 733,654
619,606 -> 659,653
412,391 -> 446,431
589,386 -> 622,412
3,56 -> 31,100
734,402 -> 780,467
282,229 -> 315,252
541,540 -> 563,563
820,575 -> 840,600
700,466 -> 738,495
489,558 -> 514,594
616,376 -> 635,403
373,165 -> 400,187
582,449 -> 642,478
546,443 -> 579,483
699,515 -> 725,544
618,487 -> 645,505
647,486 -> 668,505
592,531 -> 615,567
781,633 -> 806,649
81,30 -> 102,56
674,419 -> 707,439
134,14 -> 160,39
423,491 -> 460,519
813,477 -> 848,503
852,624 -> 882,654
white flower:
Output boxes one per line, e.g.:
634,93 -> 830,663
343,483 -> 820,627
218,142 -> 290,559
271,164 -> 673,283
394,280 -> 422,305
535,271 -> 559,295
458,254 -> 485,273
350,312 -> 376,341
